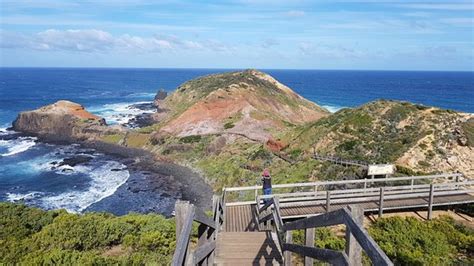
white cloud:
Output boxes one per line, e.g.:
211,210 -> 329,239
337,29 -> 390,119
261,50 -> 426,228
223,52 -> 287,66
0,29 -> 233,53
396,3 -> 474,11
285,10 -> 306,17
440,18 -> 474,27
298,41 -> 366,59
35,29 -> 115,52
261,38 -> 279,48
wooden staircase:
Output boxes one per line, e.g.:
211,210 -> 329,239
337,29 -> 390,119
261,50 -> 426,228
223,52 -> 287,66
216,203 -> 283,265
214,232 -> 283,265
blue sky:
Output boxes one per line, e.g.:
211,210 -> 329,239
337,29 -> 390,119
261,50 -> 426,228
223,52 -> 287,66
0,0 -> 473,70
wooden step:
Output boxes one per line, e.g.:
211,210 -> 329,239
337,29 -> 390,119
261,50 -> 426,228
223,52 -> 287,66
214,232 -> 284,265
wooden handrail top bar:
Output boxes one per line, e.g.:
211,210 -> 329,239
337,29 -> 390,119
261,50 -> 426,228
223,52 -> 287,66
274,189 -> 474,208
224,173 -> 463,192
255,180 -> 474,200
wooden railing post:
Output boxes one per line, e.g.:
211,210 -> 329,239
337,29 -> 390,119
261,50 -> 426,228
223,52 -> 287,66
363,179 -> 367,190
284,230 -> 293,266
175,200 -> 189,239
428,184 -> 434,220
304,228 -> 315,266
326,191 -> 331,213
197,223 -> 208,265
172,201 -> 195,266
345,205 -> 363,266
314,185 -> 318,199
410,179 -> 414,191
379,187 -> 384,218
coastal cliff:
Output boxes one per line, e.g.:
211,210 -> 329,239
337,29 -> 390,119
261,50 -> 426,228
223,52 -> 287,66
12,100 -> 117,142
11,70 -> 474,189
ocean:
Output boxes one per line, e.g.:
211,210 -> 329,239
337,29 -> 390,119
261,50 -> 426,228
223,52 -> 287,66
0,68 -> 473,214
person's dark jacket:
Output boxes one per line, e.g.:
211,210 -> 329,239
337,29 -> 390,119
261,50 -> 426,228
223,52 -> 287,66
262,175 -> 272,189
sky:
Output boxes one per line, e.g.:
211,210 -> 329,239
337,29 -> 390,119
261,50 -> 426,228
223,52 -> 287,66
0,0 -> 473,70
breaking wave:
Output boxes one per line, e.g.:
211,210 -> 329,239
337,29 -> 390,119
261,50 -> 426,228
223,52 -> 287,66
40,161 -> 130,213
0,135 -> 37,157
3,142 -> 130,213
321,104 -> 346,113
88,101 -> 156,125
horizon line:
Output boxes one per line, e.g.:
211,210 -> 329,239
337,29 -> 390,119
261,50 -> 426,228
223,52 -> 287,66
1,66 -> 473,73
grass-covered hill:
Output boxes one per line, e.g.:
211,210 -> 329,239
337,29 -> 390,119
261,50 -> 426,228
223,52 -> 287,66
2,203 -> 472,265
154,69 -> 329,141
149,100 -> 472,189
282,100 -> 474,176
96,70 -> 473,189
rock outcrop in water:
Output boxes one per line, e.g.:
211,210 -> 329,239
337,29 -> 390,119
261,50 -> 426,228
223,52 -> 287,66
12,100 -> 119,142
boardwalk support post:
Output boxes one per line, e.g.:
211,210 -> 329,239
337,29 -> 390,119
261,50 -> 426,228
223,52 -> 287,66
379,187 -> 384,218
346,205 -> 363,266
428,184 -> 434,220
284,230 -> 293,266
304,228 -> 315,266
326,191 -> 331,213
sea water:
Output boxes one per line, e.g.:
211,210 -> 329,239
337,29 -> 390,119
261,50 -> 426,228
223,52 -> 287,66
0,68 -> 472,213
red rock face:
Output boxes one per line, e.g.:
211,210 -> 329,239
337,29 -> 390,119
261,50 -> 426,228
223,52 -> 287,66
158,70 -> 329,143
266,138 -> 286,152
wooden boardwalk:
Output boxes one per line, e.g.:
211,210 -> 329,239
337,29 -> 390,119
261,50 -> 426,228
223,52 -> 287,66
313,153 -> 368,168
173,173 -> 473,266
225,192 -> 472,231
224,173 -> 474,229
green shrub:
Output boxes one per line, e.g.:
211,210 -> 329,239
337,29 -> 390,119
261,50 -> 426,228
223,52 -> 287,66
180,135 -> 202,143
337,140 -> 358,152
289,149 -> 302,160
224,122 -> 235,129
369,216 -> 474,265
0,203 -> 176,265
462,118 -> 474,147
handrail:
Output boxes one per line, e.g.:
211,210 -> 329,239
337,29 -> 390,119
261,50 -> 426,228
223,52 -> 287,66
224,173 -> 463,192
171,194 -> 225,266
257,197 -> 393,265
313,153 -> 369,167
172,205 -> 195,265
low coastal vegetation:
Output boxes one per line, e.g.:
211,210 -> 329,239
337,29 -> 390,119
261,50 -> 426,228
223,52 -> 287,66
0,203 -> 177,265
2,203 -> 473,265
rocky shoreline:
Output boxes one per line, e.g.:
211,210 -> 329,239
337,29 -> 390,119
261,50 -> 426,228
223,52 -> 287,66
9,100 -> 213,215
80,140 -> 213,213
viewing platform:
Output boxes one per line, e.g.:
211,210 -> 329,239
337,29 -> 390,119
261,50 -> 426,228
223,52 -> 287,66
172,173 -> 474,265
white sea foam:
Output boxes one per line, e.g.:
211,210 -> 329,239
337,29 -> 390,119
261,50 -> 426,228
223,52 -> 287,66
0,136 -> 37,157
41,160 -> 130,213
322,104 -> 346,113
6,191 -> 44,202
89,101 -> 156,125
126,92 -> 156,98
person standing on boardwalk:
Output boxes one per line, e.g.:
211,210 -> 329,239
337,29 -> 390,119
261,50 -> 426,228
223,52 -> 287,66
261,168 -> 272,202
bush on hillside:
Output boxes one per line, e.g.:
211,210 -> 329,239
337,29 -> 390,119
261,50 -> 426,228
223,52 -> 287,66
0,203 -> 176,265
369,216 -> 474,265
